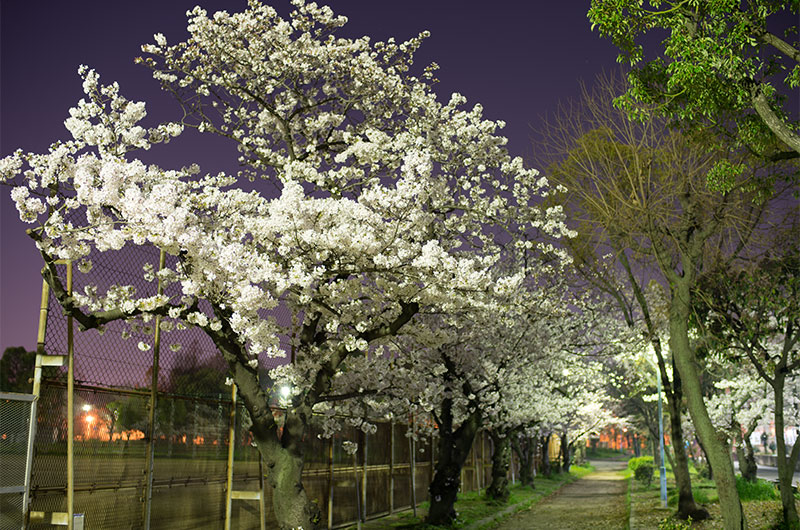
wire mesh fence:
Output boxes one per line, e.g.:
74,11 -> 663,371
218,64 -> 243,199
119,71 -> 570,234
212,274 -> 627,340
18,244 -> 496,529
1,392 -> 36,530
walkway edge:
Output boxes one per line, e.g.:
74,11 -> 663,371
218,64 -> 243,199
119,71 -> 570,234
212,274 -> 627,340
464,474 -> 580,530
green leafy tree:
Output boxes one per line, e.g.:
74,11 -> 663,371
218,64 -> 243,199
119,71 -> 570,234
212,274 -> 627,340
0,346 -> 35,393
538,70 -> 789,528
589,0 -> 800,162
537,73 -> 713,521
694,225 -> 800,528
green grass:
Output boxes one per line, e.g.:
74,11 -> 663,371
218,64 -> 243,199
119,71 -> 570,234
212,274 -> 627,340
735,476 -> 779,501
350,464 -> 594,529
628,462 -> 800,529
586,447 -> 631,460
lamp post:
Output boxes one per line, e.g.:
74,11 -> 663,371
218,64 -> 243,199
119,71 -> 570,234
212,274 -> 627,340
656,367 -> 667,507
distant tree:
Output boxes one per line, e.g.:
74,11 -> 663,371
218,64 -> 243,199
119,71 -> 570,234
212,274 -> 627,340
695,231 -> 800,528
116,397 -> 147,440
538,69 -> 787,527
0,346 -> 35,393
537,72 -> 711,522
589,0 -> 800,161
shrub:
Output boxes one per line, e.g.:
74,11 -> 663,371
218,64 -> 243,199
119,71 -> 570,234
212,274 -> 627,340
635,464 -> 654,486
736,475 -> 779,501
627,455 -> 654,471
628,456 -> 654,486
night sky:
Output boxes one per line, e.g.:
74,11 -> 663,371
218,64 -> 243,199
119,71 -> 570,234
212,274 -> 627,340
0,1 -> 621,353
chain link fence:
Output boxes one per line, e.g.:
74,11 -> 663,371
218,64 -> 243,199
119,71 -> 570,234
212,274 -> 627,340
14,243 -> 495,528
1,392 -> 36,530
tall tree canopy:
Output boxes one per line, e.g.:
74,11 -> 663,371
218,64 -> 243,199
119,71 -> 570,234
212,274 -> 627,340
0,2 -> 571,527
589,0 -> 800,162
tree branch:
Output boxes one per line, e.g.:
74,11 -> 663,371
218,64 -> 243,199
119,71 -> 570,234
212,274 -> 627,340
751,83 -> 800,156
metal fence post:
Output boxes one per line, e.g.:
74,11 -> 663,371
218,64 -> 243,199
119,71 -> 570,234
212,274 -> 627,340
430,431 -> 435,497
224,383 -> 237,530
472,436 -> 478,492
258,455 -> 266,530
409,417 -> 416,517
481,432 -> 486,490
388,422 -> 394,514
352,447 -> 362,529
143,249 -> 165,530
24,279 -> 51,523
327,437 -> 334,529
361,432 -> 367,522
66,261 -> 75,530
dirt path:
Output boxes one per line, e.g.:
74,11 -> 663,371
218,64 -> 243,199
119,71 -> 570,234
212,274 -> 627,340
493,460 -> 628,530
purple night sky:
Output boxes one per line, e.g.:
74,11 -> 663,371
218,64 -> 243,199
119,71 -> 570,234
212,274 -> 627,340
0,1 -> 621,353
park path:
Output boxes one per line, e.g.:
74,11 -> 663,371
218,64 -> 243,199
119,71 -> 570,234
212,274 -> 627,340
493,460 -> 628,530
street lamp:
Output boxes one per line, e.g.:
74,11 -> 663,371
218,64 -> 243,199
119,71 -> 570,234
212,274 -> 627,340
655,356 -> 667,508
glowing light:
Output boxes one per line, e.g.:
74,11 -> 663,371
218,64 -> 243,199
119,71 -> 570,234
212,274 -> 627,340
85,415 -> 95,424
280,386 -> 291,398
81,404 -> 92,412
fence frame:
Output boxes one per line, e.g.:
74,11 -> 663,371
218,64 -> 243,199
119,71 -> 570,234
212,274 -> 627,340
24,253 -> 500,529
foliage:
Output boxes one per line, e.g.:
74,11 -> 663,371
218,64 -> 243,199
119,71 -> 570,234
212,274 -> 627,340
736,476 -> 779,502
588,0 -> 800,161
586,446 -> 629,460
658,516 -> 693,530
0,2 -> 575,527
0,346 -> 35,393
628,455 -> 655,471
695,463 -> 712,480
536,69 -> 773,524
353,465 -> 592,529
635,462 -> 655,487
628,455 -> 655,487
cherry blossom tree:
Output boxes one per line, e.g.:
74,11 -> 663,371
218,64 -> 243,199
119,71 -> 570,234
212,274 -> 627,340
706,372 -> 771,483
0,2 -> 572,528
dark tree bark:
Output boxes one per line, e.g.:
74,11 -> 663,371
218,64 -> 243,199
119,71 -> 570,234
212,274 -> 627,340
737,428 -> 758,483
486,430 -> 511,503
772,373 -> 800,527
560,432 -> 572,472
616,250 -> 707,520
426,404 -> 481,525
665,374 -> 709,521
426,347 -> 483,526
511,433 -> 535,487
671,285 -> 744,529
540,432 -> 552,477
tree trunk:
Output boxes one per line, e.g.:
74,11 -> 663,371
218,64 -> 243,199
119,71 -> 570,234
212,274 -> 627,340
486,430 -> 511,503
669,282 -> 745,529
561,432 -> 572,472
737,433 -> 757,483
426,406 -> 481,525
651,434 -> 659,464
665,378 -> 709,521
540,433 -> 552,477
772,374 -> 800,528
696,435 -> 713,480
511,434 -> 535,487
254,409 -> 321,530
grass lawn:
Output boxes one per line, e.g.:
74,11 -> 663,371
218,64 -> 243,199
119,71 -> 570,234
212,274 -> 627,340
347,463 -> 594,529
628,463 -> 800,529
